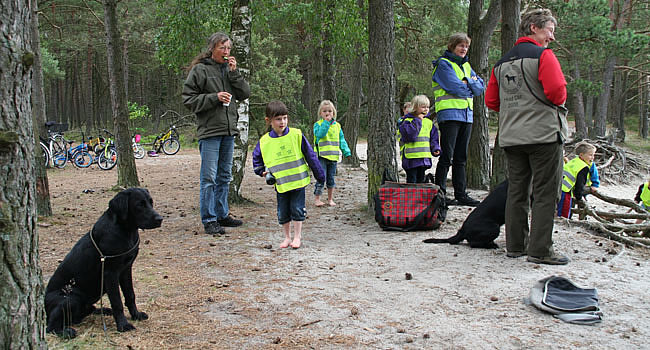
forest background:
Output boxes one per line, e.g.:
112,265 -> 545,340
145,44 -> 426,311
39,0 -> 650,147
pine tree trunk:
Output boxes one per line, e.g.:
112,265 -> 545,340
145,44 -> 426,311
572,59 -> 588,140
342,46 -> 363,168
467,0 -> 501,191
641,75 -> 649,139
611,68 -> 628,142
103,0 -> 139,188
595,56 -> 616,137
322,1 -> 336,106
0,1 -> 47,346
30,0 -> 52,216
229,0 -> 252,204
490,0 -> 517,189
367,0 -> 398,211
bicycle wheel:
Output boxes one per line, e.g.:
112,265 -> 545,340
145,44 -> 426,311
97,147 -> 118,170
52,141 -> 68,168
73,151 -> 93,168
133,143 -> 145,159
40,142 -> 50,168
162,138 -> 180,155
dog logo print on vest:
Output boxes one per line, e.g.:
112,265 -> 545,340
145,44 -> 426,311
501,64 -> 523,95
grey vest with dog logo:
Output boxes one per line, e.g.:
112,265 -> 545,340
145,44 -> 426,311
494,42 -> 568,147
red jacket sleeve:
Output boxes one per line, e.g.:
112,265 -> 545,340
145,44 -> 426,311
484,68 -> 500,112
539,49 -> 567,106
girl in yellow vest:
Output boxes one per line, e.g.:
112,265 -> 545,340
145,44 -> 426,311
313,100 -> 352,207
634,176 -> 650,224
252,101 -> 326,249
398,95 -> 441,183
557,142 -> 597,218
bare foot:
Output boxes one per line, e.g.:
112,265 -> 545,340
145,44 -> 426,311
314,200 -> 326,207
328,200 -> 336,207
279,238 -> 291,248
290,237 -> 301,249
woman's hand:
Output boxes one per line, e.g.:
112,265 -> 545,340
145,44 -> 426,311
225,56 -> 237,71
217,92 -> 232,104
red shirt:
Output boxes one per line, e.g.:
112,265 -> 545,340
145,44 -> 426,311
485,37 -> 567,112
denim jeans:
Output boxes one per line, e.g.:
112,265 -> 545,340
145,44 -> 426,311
314,157 -> 337,196
277,187 -> 306,224
199,136 -> 235,224
434,121 -> 472,198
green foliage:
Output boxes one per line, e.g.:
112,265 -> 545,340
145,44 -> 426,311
154,0 -> 232,70
128,102 -> 151,120
40,45 -> 65,80
248,34 -> 305,138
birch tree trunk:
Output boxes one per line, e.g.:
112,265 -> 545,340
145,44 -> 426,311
467,0 -> 501,190
103,0 -> 139,188
229,0 -> 252,203
367,0 -> 398,210
0,0 -> 47,346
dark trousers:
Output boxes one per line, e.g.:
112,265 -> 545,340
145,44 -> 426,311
405,166 -> 426,183
434,121 -> 472,198
504,142 -> 563,257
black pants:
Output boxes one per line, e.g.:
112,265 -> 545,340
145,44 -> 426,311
405,166 -> 426,183
434,121 -> 472,198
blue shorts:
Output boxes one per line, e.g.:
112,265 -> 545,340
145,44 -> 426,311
277,187 -> 306,224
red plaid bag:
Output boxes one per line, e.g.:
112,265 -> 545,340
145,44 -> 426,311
374,182 -> 446,231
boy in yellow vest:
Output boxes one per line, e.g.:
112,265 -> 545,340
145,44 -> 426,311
313,100 -> 352,207
634,177 -> 650,224
557,142 -> 597,218
252,101 -> 325,248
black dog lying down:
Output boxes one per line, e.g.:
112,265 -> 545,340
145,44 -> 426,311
45,188 -> 163,338
423,180 -> 507,248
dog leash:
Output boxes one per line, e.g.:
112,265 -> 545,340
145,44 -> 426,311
89,227 -> 141,346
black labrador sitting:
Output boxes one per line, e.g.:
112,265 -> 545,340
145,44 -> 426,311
423,180 -> 507,248
45,188 -> 163,338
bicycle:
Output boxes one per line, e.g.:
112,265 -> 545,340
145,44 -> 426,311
63,133 -> 94,168
132,133 -> 145,159
96,129 -> 118,170
39,122 -> 68,168
151,124 -> 180,155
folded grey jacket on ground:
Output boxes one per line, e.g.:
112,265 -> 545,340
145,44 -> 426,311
526,275 -> 603,325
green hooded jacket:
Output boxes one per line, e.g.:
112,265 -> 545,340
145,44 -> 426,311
182,58 -> 250,139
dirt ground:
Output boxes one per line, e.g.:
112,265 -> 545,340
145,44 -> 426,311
40,144 -> 650,349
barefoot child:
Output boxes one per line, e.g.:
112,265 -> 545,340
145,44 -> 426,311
398,95 -> 440,183
313,100 -> 351,207
252,101 -> 325,249
558,141 -> 598,218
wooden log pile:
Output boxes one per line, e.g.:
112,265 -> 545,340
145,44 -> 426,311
568,190 -> 650,248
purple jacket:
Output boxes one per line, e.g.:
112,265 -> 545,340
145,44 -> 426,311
252,127 -> 326,184
399,114 -> 441,170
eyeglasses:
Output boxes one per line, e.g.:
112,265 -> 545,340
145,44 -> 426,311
216,46 -> 232,51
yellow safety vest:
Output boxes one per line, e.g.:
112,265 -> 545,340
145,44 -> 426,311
432,58 -> 474,113
402,118 -> 433,159
260,128 -> 311,193
640,183 -> 650,207
315,120 -> 341,162
561,157 -> 590,192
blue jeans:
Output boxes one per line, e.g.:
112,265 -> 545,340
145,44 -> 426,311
435,121 -> 472,198
199,136 -> 234,224
314,157 -> 337,196
277,187 -> 306,224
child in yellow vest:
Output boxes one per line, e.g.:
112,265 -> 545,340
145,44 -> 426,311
557,142 -> 597,218
634,177 -> 650,224
398,95 -> 441,183
252,101 -> 325,248
313,100 -> 351,207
